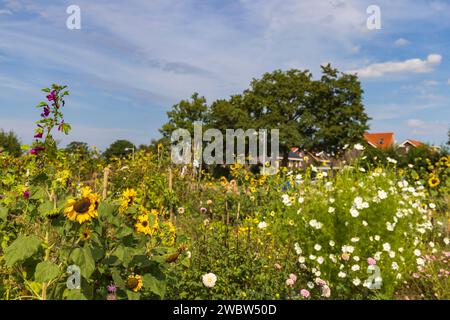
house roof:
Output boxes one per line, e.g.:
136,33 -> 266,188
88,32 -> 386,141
400,139 -> 423,148
364,132 -> 395,150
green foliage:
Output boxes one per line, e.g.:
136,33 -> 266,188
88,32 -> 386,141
103,140 -> 136,160
0,130 -> 21,157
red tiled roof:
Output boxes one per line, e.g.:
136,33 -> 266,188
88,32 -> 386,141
364,132 -> 395,150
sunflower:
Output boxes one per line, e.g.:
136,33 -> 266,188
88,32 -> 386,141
126,274 -> 143,292
64,187 -> 99,224
80,228 -> 91,241
440,156 -> 449,167
135,214 -> 152,235
119,188 -> 137,213
428,176 -> 440,188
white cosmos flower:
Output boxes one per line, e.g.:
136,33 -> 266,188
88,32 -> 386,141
414,249 -> 421,257
391,262 -> 399,270
317,257 -> 324,264
338,271 -> 346,278
375,235 -> 380,241
314,244 -> 322,251
258,221 -> 267,229
377,190 -> 388,200
351,264 -> 360,271
354,143 -> 365,151
444,238 -> 449,245
298,197 -> 305,204
416,258 -> 425,266
202,273 -> 217,288
329,240 -> 335,247
387,157 -> 397,164
351,237 -> 360,243
298,256 -> 306,263
307,282 -> 315,289
362,220 -> 368,227
328,207 -> 335,213
352,278 -> 361,286
294,243 -> 302,255
309,255 -> 316,260
350,207 -> 359,218
382,243 -> 391,251
429,203 -> 436,209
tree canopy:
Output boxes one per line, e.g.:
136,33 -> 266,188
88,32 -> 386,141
0,129 -> 22,157
159,65 -> 370,162
103,140 -> 136,160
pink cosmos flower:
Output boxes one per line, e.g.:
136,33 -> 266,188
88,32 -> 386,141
300,289 -> 310,298
367,257 -> 377,265
286,278 -> 295,286
200,207 -> 207,214
321,285 -> 331,298
289,274 -> 297,283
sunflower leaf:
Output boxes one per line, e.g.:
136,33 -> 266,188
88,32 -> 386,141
4,235 -> 42,267
35,261 -> 60,283
69,246 -> 95,279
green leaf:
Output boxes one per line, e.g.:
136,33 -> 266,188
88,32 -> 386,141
98,201 -> 115,219
4,235 -> 42,267
126,291 -> 141,300
35,261 -> 60,282
142,273 -> 166,298
0,205 -> 8,221
64,289 -> 87,300
70,246 -> 95,279
41,88 -> 51,93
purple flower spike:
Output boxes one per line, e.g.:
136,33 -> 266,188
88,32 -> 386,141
107,284 -> 117,293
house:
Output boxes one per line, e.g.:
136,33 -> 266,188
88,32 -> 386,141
364,132 -> 395,150
399,139 -> 423,152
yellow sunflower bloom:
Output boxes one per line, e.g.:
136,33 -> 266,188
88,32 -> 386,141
135,214 -> 152,235
126,274 -> 143,292
64,187 -> 99,224
119,188 -> 137,213
428,176 -> 440,188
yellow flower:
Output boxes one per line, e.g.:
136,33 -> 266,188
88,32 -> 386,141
428,176 -> 440,188
119,188 -> 137,213
80,228 -> 91,241
219,176 -> 228,187
126,274 -> 143,292
135,213 -> 153,235
64,187 -> 99,224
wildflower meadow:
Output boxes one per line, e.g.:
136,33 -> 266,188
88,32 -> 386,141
0,85 -> 448,301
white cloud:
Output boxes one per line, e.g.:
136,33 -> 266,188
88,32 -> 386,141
394,38 -> 410,46
405,119 -> 448,136
447,79 -> 450,85
423,80 -> 439,86
349,54 -> 442,78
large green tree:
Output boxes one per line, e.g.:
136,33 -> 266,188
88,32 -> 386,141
0,129 -> 22,157
160,66 -> 370,164
309,64 -> 370,155
159,93 -> 209,142
103,140 -> 136,160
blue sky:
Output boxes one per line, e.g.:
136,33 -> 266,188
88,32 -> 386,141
0,0 -> 449,150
